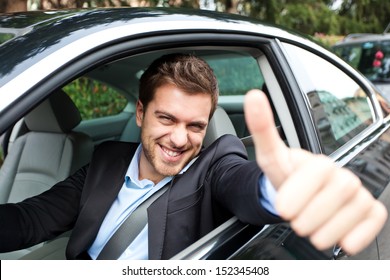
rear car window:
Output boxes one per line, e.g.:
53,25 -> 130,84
206,54 -> 265,139
207,55 -> 264,96
282,43 -> 374,155
63,77 -> 128,120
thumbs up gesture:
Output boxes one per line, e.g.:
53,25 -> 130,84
244,89 -> 387,255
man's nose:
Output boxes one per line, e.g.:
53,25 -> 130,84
170,125 -> 188,148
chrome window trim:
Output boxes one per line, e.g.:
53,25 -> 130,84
171,217 -> 240,260
258,54 -> 301,149
334,121 -> 390,167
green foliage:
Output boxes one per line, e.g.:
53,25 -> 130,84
0,33 -> 14,45
208,56 -> 264,96
233,0 -> 389,36
27,1 -> 390,37
338,0 -> 389,34
312,34 -> 344,48
63,78 -> 128,120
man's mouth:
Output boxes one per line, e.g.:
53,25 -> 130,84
161,145 -> 184,158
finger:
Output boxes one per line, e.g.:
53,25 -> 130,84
244,89 -> 292,188
308,187 -> 379,252
275,154 -> 336,221
339,201 -> 387,255
289,167 -> 362,236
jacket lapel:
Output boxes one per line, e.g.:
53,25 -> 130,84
67,142 -> 137,259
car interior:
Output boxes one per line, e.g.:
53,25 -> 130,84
0,47 -> 290,259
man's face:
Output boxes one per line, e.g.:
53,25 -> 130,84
136,84 -> 212,183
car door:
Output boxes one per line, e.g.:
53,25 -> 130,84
279,42 -> 390,260
170,36 -> 390,260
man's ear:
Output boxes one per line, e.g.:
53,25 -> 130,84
135,100 -> 144,127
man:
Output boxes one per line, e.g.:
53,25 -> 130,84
0,53 -> 387,259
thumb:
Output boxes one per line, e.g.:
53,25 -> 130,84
244,89 -> 294,189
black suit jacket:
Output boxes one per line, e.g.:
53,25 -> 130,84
0,135 -> 281,259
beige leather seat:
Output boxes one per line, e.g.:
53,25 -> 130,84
203,106 -> 237,147
0,89 -> 94,259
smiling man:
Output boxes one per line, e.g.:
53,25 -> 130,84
0,53 -> 387,260
136,83 -> 210,183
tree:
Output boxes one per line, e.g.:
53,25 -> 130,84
1,0 -> 389,35
234,0 -> 340,35
0,0 -> 27,12
337,0 -> 390,34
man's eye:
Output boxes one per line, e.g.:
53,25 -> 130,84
190,124 -> 205,132
159,116 -> 173,123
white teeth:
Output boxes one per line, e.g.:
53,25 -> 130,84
162,147 -> 181,157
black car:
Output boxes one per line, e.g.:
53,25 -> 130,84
332,26 -> 390,102
0,7 -> 389,260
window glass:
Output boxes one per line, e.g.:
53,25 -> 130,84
206,55 -> 265,138
63,77 -> 128,120
282,43 -> 374,155
207,55 -> 264,96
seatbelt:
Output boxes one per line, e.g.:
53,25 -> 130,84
97,185 -> 168,260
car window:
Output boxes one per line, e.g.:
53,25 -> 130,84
282,43 -> 374,155
332,39 -> 390,83
207,55 -> 264,96
63,77 -> 128,120
206,54 -> 265,139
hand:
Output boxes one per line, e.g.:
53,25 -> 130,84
244,89 -> 388,255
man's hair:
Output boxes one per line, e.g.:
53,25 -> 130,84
139,53 -> 219,119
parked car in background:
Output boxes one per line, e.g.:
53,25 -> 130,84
332,25 -> 390,102
1,8 -> 390,260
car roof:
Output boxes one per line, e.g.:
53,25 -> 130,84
0,8 -> 304,43
0,7 -> 317,71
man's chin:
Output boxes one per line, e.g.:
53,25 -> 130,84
157,163 -> 185,177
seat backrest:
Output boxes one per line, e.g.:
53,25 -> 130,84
203,106 -> 237,148
0,89 -> 94,204
119,114 -> 141,143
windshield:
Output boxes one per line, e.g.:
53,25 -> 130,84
333,39 -> 390,83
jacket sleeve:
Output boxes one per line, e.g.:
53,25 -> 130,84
0,165 -> 88,252
208,136 -> 282,226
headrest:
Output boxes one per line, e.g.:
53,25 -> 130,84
25,89 -> 81,133
203,106 -> 237,148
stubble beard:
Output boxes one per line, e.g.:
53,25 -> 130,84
142,135 -> 186,178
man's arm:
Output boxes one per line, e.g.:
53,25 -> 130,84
244,89 -> 388,256
0,165 -> 87,252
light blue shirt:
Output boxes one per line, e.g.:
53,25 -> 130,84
88,144 -> 277,260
